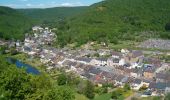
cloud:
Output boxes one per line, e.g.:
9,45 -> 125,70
60,2 -> 84,7
19,0 -> 28,2
26,3 -> 32,7
60,3 -> 73,7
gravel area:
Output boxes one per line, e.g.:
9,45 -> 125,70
138,39 -> 170,50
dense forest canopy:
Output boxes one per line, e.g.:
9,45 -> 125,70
55,0 -> 170,47
0,6 -> 32,40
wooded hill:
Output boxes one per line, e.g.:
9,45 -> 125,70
19,6 -> 88,25
55,0 -> 170,47
0,6 -> 32,40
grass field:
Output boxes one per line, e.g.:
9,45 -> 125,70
139,96 -> 163,100
94,93 -> 112,100
75,93 -> 89,100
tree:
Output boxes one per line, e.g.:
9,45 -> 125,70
0,55 -> 76,100
111,91 -> 118,99
84,81 -> 95,99
57,73 -> 67,85
165,93 -> 170,100
124,83 -> 131,91
165,23 -> 170,31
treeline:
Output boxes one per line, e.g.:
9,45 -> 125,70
19,7 -> 88,27
54,0 -> 170,47
0,6 -> 32,40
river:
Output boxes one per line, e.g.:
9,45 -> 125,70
6,57 -> 40,75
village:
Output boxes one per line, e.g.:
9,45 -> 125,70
1,26 -> 170,98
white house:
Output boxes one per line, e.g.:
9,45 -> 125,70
90,58 -> 107,66
119,58 -> 126,66
131,79 -> 143,90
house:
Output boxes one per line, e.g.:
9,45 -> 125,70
112,51 -> 122,59
121,49 -> 130,54
97,49 -> 111,56
149,82 -> 170,96
114,75 -> 126,86
119,58 -> 126,66
90,58 -> 107,66
142,79 -> 151,88
144,58 -> 161,68
32,26 -> 43,32
107,57 -> 120,67
125,50 -> 144,68
8,41 -> 15,48
88,67 -> 102,76
23,46 -> 32,53
143,70 -> 155,79
156,63 -> 170,73
130,68 -> 139,78
16,40 -> 21,47
156,73 -> 170,83
143,64 -> 155,79
165,87 -> 170,94
141,90 -> 152,97
75,57 -> 92,64
131,79 -> 142,90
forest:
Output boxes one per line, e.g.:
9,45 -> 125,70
0,6 -> 32,40
54,0 -> 170,47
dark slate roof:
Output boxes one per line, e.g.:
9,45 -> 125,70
121,76 -> 129,83
75,57 -> 92,63
143,90 -> 152,95
116,75 -> 125,82
88,67 -> 102,75
112,58 -> 120,63
132,50 -> 143,58
149,82 -> 156,89
96,58 -> 107,61
112,51 -> 122,57
24,46 -> 32,52
156,73 -> 170,80
156,82 -> 167,90
149,82 -> 169,90
133,79 -> 142,84
111,74 -> 118,80
81,72 -> 93,79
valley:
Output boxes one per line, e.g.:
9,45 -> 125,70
0,0 -> 170,100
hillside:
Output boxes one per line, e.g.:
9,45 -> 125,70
55,0 -> 170,47
19,6 -> 88,25
0,6 -> 32,40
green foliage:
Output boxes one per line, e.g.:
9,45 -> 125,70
57,73 -> 67,85
111,87 -> 133,100
0,46 -> 7,55
19,7 -> 88,26
165,23 -> 170,31
165,93 -> 170,100
124,83 -> 131,91
0,56 -> 74,100
54,0 -> 170,47
57,72 -> 80,86
159,32 -> 170,39
0,6 -> 32,40
111,91 -> 119,99
84,81 -> 95,99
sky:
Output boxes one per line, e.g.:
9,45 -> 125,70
0,0 -> 103,8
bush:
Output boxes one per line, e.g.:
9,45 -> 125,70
165,23 -> 170,31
